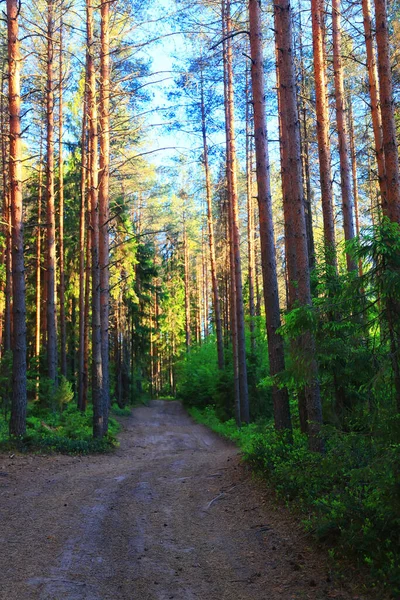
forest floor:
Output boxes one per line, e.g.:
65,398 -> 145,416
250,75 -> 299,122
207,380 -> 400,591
0,400 -> 374,600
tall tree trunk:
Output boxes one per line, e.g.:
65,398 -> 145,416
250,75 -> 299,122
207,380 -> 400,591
374,0 -> 400,408
249,0 -> 291,433
35,131 -> 44,401
348,96 -> 363,277
274,0 -> 324,452
297,3 -> 315,270
374,0 -> 400,223
224,0 -> 249,423
36,134 -> 43,360
99,0 -> 110,433
83,202 -> 91,412
311,0 -> 337,268
332,0 -> 356,271
46,0 -> 58,386
245,64 -> 256,353
87,0 -> 104,437
196,258 -> 201,343
362,0 -> 387,211
0,72 -> 5,358
78,77 -> 87,411
223,20 -> 240,425
1,71 -> 11,355
200,64 -> 224,369
202,231 -> 209,338
183,221 -> 191,351
7,0 -> 27,435
58,18 -> 67,377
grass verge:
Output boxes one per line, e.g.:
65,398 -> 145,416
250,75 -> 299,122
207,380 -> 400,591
189,405 -> 399,598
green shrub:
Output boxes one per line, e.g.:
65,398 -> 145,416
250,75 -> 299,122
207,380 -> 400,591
177,330 -> 274,421
111,403 -> 132,416
176,338 -> 220,407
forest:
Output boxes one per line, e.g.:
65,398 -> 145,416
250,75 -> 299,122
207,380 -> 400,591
1,0 -> 400,596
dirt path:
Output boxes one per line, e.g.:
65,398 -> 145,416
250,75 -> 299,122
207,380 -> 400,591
0,400 -> 367,600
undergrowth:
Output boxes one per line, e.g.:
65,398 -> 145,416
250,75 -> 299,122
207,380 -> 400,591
189,405 -> 400,597
0,403 -> 126,454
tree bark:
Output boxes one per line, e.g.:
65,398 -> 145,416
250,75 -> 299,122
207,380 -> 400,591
374,0 -> 400,223
78,74 -> 87,412
183,220 -> 191,351
311,0 -> 337,268
46,0 -> 58,386
274,0 -> 324,452
58,18 -> 67,377
249,0 -> 291,433
83,197 -> 91,413
200,63 -> 224,369
1,71 -> 11,355
36,134 -> 43,360
87,0 -> 104,437
7,0 -> 27,436
348,96 -> 363,277
245,64 -> 256,353
362,0 -> 387,212
297,4 -> 315,271
224,0 -> 249,423
99,0 -> 110,433
332,0 -> 356,271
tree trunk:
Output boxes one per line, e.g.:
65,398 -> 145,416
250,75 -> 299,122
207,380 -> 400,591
202,231 -> 209,338
58,18 -> 67,377
362,0 -> 387,212
36,134 -> 43,360
78,75 -> 87,412
274,0 -> 324,452
200,64 -> 224,369
245,64 -> 256,353
332,0 -> 356,271
35,131 -> 44,401
222,18 -> 240,424
348,96 -> 363,277
99,0 -> 110,433
183,222 -> 191,351
7,0 -> 27,436
224,0 -> 249,423
249,0 -> 291,433
374,0 -> 400,408
374,0 -> 400,223
46,0 -> 58,386
87,0 -> 104,437
297,4 -> 315,270
83,208 -> 91,412
1,71 -> 11,355
311,0 -> 337,268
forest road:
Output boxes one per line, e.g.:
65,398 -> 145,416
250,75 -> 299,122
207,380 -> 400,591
1,400 -> 365,600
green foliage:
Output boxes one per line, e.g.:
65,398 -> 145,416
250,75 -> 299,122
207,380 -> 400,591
54,376 -> 74,411
176,338 -> 219,407
0,403 -> 120,454
279,220 -> 400,426
190,406 -> 400,595
177,327 -> 274,421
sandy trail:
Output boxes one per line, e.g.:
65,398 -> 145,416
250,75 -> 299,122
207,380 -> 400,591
0,400 -> 366,600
